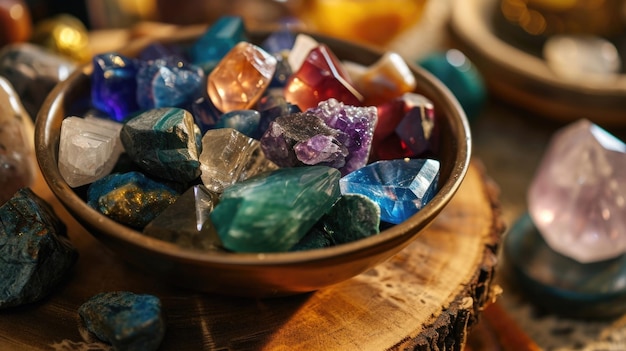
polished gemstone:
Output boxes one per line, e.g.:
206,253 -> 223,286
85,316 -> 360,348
189,96 -> 222,134
214,109 -> 261,138
91,52 -> 140,122
207,41 -> 277,113
418,49 -> 486,121
0,188 -> 77,309
58,116 -> 123,188
340,159 -> 440,224
0,76 -> 36,204
0,42 -> 76,118
30,14 -> 89,63
144,185 -> 221,250
287,33 -> 319,72
308,98 -> 377,175
136,57 -> 204,110
210,166 -> 341,252
120,107 -> 202,183
543,35 -> 621,81
78,291 -> 164,351
190,16 -> 247,69
373,93 -> 438,161
528,119 -> 626,263
87,171 -> 179,229
346,52 -> 416,106
200,128 -> 278,193
260,111 -> 347,169
284,44 -> 363,111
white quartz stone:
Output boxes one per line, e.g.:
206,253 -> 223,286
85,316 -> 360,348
58,116 -> 123,187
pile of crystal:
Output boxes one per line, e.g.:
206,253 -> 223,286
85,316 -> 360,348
58,16 -> 445,253
528,119 -> 626,263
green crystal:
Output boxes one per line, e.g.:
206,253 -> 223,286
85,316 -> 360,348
210,166 -> 341,252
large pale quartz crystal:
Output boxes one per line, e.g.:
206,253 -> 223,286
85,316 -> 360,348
58,116 -> 123,187
528,119 -> 626,263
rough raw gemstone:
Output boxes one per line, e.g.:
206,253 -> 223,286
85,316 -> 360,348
144,185 -> 221,250
0,188 -> 77,309
78,291 -> 164,351
528,119 -> 626,263
340,159 -> 440,224
0,76 -> 36,205
58,116 -> 123,188
543,35 -> 621,81
373,93 -> 438,161
30,14 -> 89,63
418,49 -> 486,122
136,57 -> 204,110
189,96 -> 222,134
207,41 -> 277,113
260,112 -> 347,169
200,128 -> 278,193
284,44 -> 363,111
345,52 -> 416,106
256,91 -> 301,137
189,16 -> 247,69
0,42 -> 76,118
91,52 -> 140,122
87,171 -> 179,229
214,109 -> 261,138
120,107 -> 202,183
307,98 -> 377,175
210,166 -> 341,252
292,194 -> 380,251
287,34 -> 318,73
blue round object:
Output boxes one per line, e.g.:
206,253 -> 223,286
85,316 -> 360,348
418,49 -> 486,122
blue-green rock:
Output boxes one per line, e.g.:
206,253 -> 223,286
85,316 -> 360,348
120,107 -> 202,183
189,16 -> 247,70
0,188 -> 78,309
78,291 -> 165,351
87,171 -> 179,229
211,166 -> 341,252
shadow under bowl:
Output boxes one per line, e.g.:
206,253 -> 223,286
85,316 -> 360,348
35,30 -> 471,297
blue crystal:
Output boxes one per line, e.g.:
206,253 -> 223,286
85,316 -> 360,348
0,188 -> 78,309
92,52 -> 141,122
136,57 -> 204,110
261,28 -> 296,55
120,107 -> 202,183
210,166 -> 341,252
339,159 -> 440,224
87,171 -> 179,229
189,96 -> 222,134
215,109 -> 260,138
189,16 -> 247,68
78,291 -> 164,351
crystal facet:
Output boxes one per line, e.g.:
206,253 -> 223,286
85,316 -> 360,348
78,291 -> 165,351
528,119 -> 626,263
0,76 -> 36,204
340,159 -> 440,224
120,107 -> 202,183
190,16 -> 247,69
136,57 -> 204,110
200,128 -> 278,193
0,188 -> 77,309
91,52 -> 140,122
210,166 -> 341,252
58,116 -> 123,187
207,41 -> 277,113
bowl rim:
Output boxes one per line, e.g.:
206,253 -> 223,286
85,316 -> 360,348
35,29 -> 471,267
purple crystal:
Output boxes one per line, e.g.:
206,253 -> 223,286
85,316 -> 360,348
307,98 -> 377,175
91,53 -> 140,122
528,119 -> 626,263
339,159 -> 440,224
261,28 -> 296,55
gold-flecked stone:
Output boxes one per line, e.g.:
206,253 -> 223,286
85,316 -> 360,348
30,14 -> 90,63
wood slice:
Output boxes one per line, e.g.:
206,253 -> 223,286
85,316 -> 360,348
0,159 -> 503,350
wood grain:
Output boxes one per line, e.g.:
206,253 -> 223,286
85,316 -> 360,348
0,159 -> 502,350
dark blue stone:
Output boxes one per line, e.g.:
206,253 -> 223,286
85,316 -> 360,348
269,56 -> 293,88
256,92 -> 300,138
261,28 -> 296,55
87,171 -> 179,229
189,96 -> 222,134
0,188 -> 78,309
91,52 -> 141,122
189,16 -> 247,68
215,109 -> 260,138
78,291 -> 165,351
136,57 -> 204,110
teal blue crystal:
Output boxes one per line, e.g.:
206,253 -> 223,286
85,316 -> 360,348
210,166 -> 341,252
339,159 -> 440,224
189,16 -> 247,70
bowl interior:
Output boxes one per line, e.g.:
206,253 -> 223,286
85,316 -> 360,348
35,30 -> 471,296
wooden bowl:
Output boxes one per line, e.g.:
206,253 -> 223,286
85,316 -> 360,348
35,30 -> 471,297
